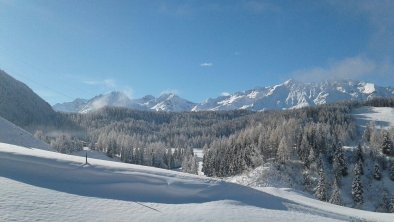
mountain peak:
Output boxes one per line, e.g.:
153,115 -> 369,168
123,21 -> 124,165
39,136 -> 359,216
283,79 -> 296,86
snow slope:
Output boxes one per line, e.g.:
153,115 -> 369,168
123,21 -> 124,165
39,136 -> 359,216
0,116 -> 51,150
352,106 -> 394,129
72,147 -> 120,162
0,143 -> 391,222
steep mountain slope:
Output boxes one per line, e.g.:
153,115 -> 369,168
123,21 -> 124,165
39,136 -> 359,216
0,143 -> 390,222
150,93 -> 196,112
0,70 -> 57,127
193,79 -> 394,111
54,79 -> 394,113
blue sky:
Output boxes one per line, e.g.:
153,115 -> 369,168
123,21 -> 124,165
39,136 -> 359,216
0,0 -> 393,104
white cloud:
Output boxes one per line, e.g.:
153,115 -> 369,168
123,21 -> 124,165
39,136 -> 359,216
160,89 -> 179,96
122,87 -> 133,99
200,62 -> 213,67
221,92 -> 231,97
84,79 -> 116,88
293,55 -> 378,82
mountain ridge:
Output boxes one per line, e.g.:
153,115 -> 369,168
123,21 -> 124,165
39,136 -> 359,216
53,79 -> 394,113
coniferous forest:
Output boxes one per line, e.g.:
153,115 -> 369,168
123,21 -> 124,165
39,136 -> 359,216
31,98 -> 394,211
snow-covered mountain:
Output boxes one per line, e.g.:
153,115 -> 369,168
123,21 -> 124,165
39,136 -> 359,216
54,91 -> 196,113
52,98 -> 88,113
150,93 -> 196,112
54,79 -> 394,113
79,91 -> 134,113
193,79 -> 394,111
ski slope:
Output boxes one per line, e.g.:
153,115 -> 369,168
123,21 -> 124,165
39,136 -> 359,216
0,143 -> 391,222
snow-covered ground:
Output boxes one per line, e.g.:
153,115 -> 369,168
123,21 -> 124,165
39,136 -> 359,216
352,106 -> 394,129
72,147 -> 120,162
0,116 -> 50,150
193,148 -> 204,175
1,106 -> 393,221
0,143 -> 391,222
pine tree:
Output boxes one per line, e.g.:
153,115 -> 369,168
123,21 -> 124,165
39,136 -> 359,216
182,154 -> 198,175
354,160 -> 364,175
315,168 -> 327,201
356,143 -> 363,163
382,131 -> 393,155
302,169 -> 312,192
329,178 -> 342,206
277,137 -> 290,164
389,195 -> 394,213
382,193 -> 390,213
352,164 -> 363,206
390,160 -> 394,181
373,163 -> 382,180
363,123 -> 372,143
333,144 -> 348,178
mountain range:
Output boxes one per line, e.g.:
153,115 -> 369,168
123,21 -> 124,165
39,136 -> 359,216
53,92 -> 197,113
53,79 -> 394,113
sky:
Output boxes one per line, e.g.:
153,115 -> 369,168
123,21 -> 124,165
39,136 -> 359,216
0,0 -> 393,105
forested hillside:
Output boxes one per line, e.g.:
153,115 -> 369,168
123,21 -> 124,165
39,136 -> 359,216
60,109 -> 252,172
46,98 -> 394,212
0,70 -> 57,128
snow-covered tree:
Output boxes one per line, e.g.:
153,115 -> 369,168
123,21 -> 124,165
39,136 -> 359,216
390,160 -> 394,181
389,195 -> 394,213
381,193 -> 390,213
356,143 -> 363,163
352,164 -> 363,206
329,178 -> 342,206
373,163 -> 382,180
370,127 -> 382,155
277,137 -> 290,164
363,122 -> 373,143
315,168 -> 327,201
302,169 -> 312,192
382,131 -> 393,155
354,160 -> 364,176
333,143 -> 347,178
182,152 -> 198,175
